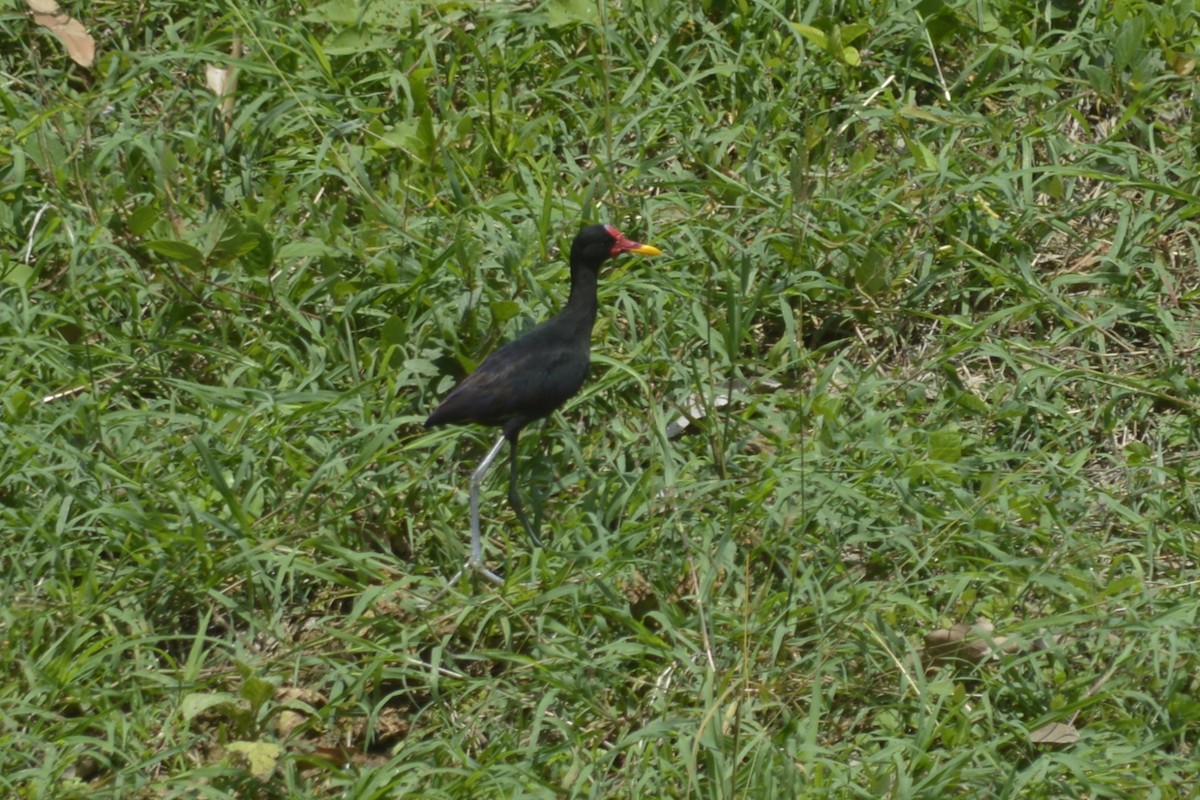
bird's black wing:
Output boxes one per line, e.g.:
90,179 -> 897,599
425,334 -> 590,430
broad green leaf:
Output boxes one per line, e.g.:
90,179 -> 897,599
181,692 -> 239,722
146,240 -> 205,270
239,218 -> 274,273
302,0 -> 360,25
277,239 -> 334,260
1,261 -> 34,287
1123,441 -> 1152,465
416,107 -> 435,163
491,300 -> 522,323
905,136 -> 938,171
4,388 -> 33,420
210,222 -> 262,266
1113,19 -> 1144,72
546,0 -> 600,27
127,203 -> 159,236
791,23 -> 828,50
380,314 -> 407,347
839,23 -> 871,45
324,27 -> 389,55
929,430 -> 961,463
409,67 -> 433,110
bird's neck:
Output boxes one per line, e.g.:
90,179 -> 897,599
562,266 -> 599,328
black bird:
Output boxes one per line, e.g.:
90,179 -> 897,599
425,223 -> 662,585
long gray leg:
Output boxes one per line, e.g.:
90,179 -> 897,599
505,431 -> 542,548
468,433 -> 508,573
436,434 -> 507,594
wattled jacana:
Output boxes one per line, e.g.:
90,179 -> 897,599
425,224 -> 662,586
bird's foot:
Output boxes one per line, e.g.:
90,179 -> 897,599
424,560 -> 503,605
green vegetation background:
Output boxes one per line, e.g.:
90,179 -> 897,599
2,0 -> 1198,796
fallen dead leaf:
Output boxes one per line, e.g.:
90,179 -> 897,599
620,569 -> 660,623
274,685 -> 327,739
206,63 -> 234,97
1029,721 -> 1080,746
924,620 -> 1012,668
370,706 -> 409,746
27,0 -> 95,67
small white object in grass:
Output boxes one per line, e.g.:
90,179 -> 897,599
206,63 -> 232,97
667,377 -> 782,438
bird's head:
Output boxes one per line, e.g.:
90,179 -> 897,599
571,223 -> 662,271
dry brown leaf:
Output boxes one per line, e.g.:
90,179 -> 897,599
1029,722 -> 1080,745
620,569 -> 660,623
206,63 -> 234,97
27,0 -> 95,68
274,686 -> 327,739
351,706 -> 409,747
300,743 -> 364,769
924,620 -> 1008,667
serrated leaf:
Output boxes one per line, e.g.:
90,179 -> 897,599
1112,19 -> 1143,72
361,0 -> 415,29
240,675 -> 275,711
304,0 -> 413,29
226,741 -> 283,780
403,357 -> 439,378
491,300 -> 522,324
2,145 -> 25,190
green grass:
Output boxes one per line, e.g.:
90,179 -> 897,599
2,0 -> 1199,796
